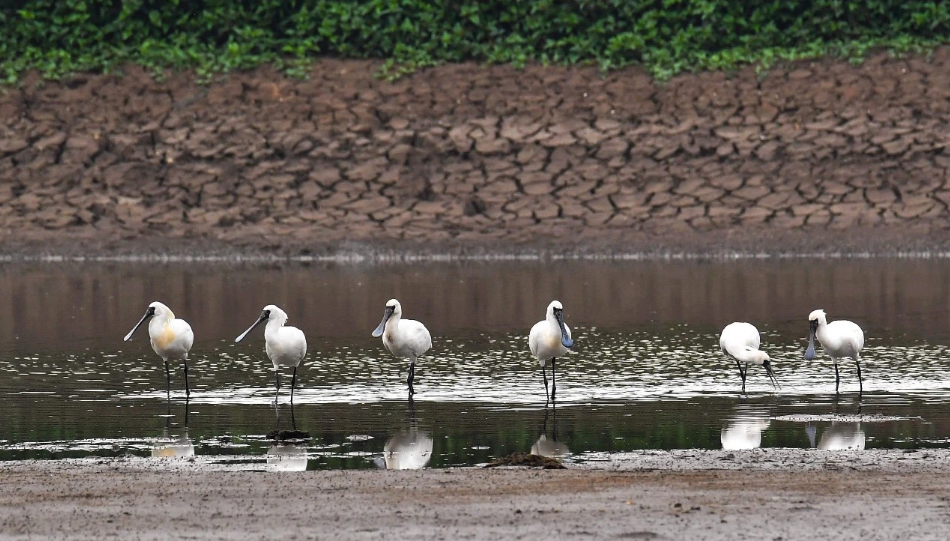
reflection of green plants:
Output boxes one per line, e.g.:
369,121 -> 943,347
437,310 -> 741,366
3,1 -> 950,83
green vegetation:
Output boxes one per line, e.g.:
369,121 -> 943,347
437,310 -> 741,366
3,0 -> 950,83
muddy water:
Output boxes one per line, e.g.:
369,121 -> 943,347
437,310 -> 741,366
1,260 -> 950,469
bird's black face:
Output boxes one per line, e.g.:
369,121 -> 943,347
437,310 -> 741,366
146,306 -> 156,317
261,309 -> 271,320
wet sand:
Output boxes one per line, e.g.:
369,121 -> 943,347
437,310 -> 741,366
2,449 -> 947,539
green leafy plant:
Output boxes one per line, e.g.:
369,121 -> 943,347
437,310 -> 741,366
2,0 -> 950,83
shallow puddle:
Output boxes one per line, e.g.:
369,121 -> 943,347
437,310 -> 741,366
1,259 -> 950,469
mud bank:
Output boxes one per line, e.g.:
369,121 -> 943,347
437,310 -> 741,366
3,52 -> 950,258
0,450 -> 948,539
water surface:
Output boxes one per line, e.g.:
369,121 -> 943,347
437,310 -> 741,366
1,259 -> 950,469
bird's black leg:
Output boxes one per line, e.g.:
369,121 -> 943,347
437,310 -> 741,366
855,354 -> 862,395
182,357 -> 190,398
407,361 -> 415,396
275,370 -> 281,403
734,359 -> 746,392
290,399 -> 297,431
542,364 -> 549,403
164,359 -> 171,399
833,357 -> 840,394
551,357 -> 557,402
290,366 -> 297,403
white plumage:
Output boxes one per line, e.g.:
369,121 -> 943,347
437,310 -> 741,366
529,300 -> 574,402
719,322 -> 777,392
805,309 -> 865,393
372,299 -> 431,395
236,304 -> 307,402
124,301 -> 195,397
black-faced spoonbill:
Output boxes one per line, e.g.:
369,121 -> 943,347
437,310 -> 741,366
529,300 -> 574,402
719,322 -> 778,392
235,305 -> 307,402
804,309 -> 865,393
124,301 -> 195,397
372,299 -> 432,396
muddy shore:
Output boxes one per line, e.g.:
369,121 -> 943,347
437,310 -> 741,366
1,450 -> 948,539
3,52 -> 950,258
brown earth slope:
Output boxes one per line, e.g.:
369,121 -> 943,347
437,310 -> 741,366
2,51 -> 950,256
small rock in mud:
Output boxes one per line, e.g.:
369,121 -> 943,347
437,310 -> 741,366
484,453 -> 566,469
267,429 -> 311,441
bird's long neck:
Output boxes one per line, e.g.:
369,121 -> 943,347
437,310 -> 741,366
733,347 -> 763,365
264,316 -> 286,337
546,312 -> 560,333
149,312 -> 172,333
814,320 -> 828,341
386,312 -> 402,333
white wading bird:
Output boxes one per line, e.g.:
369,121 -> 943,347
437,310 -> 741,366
804,309 -> 865,393
372,299 -> 431,396
235,305 -> 307,402
124,301 -> 195,397
719,322 -> 778,392
529,300 -> 574,402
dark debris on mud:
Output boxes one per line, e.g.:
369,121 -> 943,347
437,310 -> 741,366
484,453 -> 566,469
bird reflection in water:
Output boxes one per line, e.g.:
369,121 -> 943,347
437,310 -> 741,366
807,397 -> 866,450
817,422 -> 866,450
531,403 -> 570,458
266,399 -> 310,470
720,406 -> 771,450
151,398 -> 194,458
376,400 -> 433,470
267,443 -> 308,471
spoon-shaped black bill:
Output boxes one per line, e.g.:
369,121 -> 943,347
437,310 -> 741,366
124,308 -> 154,342
804,325 -> 817,360
556,312 -> 573,348
372,306 -> 394,338
764,363 -> 780,389
236,312 -> 268,343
